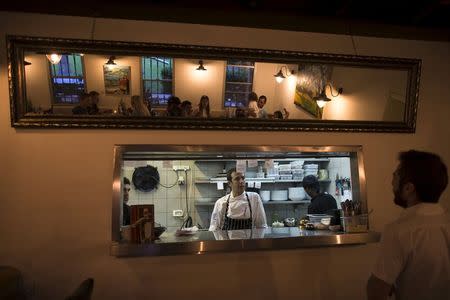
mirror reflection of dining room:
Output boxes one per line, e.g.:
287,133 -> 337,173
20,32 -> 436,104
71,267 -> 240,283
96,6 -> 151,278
23,51 -> 409,122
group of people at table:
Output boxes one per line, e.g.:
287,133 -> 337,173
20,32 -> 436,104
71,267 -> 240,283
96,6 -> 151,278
72,91 -> 290,119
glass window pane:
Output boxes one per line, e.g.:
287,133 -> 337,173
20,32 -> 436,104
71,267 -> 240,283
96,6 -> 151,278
224,61 -> 254,108
142,57 -> 173,106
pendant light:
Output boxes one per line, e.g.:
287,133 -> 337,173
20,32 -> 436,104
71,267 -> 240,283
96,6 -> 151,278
46,53 -> 62,64
106,56 -> 117,66
273,66 -> 295,83
313,84 -> 343,108
196,60 -> 206,71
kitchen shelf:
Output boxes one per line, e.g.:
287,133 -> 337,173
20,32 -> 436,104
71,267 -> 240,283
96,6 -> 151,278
194,158 -> 330,163
195,200 -> 311,206
195,178 -> 331,184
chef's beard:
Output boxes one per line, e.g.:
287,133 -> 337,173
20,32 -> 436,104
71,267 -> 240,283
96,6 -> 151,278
393,187 -> 407,208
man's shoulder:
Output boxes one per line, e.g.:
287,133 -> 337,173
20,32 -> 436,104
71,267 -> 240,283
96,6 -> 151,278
215,194 -> 229,204
246,192 -> 260,198
318,193 -> 336,201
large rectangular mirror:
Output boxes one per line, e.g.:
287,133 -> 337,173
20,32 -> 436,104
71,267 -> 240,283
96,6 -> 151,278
8,35 -> 421,132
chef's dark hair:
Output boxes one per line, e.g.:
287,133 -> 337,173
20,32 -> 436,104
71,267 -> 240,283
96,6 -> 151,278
123,177 -> 131,185
302,175 -> 320,193
398,150 -> 448,203
227,168 -> 237,182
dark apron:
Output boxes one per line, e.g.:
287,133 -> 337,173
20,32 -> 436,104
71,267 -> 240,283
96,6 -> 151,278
221,193 -> 253,230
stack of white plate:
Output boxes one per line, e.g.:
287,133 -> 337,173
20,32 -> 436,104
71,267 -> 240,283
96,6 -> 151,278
288,187 -> 306,201
271,190 -> 288,201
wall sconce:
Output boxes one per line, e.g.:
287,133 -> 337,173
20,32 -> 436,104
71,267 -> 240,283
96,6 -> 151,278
196,60 -> 207,71
46,53 -> 62,65
24,60 -> 32,66
106,56 -> 117,66
313,84 -> 343,108
274,66 -> 295,83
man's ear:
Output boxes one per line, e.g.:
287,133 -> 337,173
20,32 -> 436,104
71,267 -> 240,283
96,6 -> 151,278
403,182 -> 416,194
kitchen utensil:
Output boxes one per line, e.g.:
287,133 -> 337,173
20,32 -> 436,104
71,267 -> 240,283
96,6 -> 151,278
154,225 -> 167,239
307,214 -> 332,224
284,217 -> 296,227
132,165 -> 160,192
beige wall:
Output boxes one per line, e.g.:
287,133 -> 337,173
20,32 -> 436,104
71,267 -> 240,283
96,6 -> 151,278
324,67 -> 407,121
1,12 -> 449,300
174,58 -> 226,113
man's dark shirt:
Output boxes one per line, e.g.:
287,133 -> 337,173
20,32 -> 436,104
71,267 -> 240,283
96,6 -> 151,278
123,203 -> 130,226
307,193 -> 337,214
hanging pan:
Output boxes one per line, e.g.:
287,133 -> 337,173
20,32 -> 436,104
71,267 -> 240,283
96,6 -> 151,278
132,165 -> 160,192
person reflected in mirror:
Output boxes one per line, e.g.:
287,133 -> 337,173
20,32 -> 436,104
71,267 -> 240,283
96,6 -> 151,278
235,108 -> 247,118
166,96 -> 182,117
257,95 -> 269,118
367,150 -> 450,300
130,95 -> 150,117
180,100 -> 193,117
209,168 -> 267,231
72,93 -> 91,115
119,75 -> 129,95
303,175 -> 337,214
195,95 -> 210,118
122,177 -> 131,226
247,92 -> 259,118
273,108 -> 290,119
88,91 -> 100,115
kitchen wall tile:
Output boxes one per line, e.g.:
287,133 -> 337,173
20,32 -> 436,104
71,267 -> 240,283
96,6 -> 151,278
154,197 -> 167,213
195,211 -> 211,228
167,214 -> 183,227
155,212 -> 167,227
166,226 -> 178,233
194,205 -> 210,212
153,184 -> 167,200
167,184 -> 182,199
148,160 -> 163,169
167,197 -> 183,213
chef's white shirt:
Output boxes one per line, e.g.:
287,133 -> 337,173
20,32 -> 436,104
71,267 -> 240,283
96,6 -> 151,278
209,192 -> 267,231
372,202 -> 450,300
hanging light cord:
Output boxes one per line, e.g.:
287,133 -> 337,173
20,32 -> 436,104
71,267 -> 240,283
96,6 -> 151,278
180,169 -> 193,229
327,84 -> 342,97
90,18 -> 96,40
350,35 -> 358,56
348,23 -> 358,56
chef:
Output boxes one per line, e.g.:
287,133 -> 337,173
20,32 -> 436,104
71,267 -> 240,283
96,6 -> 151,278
303,175 -> 338,214
209,168 -> 267,231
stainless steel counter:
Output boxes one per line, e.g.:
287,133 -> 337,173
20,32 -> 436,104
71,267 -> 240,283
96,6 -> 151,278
110,228 -> 380,257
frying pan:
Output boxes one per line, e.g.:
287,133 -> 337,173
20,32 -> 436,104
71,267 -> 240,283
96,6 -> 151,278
132,165 -> 160,192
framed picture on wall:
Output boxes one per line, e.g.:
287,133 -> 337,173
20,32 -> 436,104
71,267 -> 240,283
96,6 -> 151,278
103,65 -> 131,95
294,64 -> 333,119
